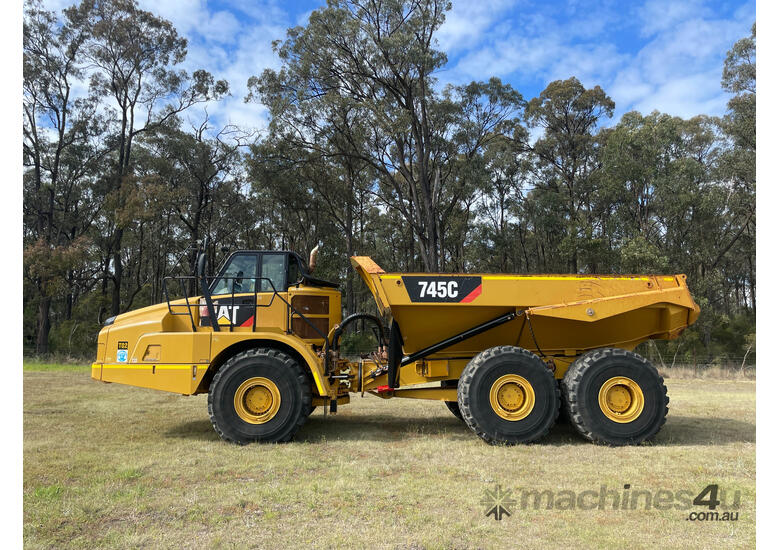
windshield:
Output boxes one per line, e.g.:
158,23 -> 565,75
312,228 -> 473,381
212,254 -> 258,295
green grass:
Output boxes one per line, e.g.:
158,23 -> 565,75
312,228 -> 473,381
23,359 -> 90,372
24,365 -> 755,549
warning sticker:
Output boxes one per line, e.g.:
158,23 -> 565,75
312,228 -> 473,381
117,341 -> 128,362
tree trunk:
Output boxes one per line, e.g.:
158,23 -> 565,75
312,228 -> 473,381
345,223 -> 355,316
112,244 -> 123,316
36,296 -> 51,355
65,270 -> 74,321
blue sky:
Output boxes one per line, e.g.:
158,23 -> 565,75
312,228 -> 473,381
43,0 -> 756,134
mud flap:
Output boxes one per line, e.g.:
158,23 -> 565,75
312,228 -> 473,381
387,320 -> 403,388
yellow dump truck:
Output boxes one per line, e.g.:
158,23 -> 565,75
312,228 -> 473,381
92,246 -> 699,446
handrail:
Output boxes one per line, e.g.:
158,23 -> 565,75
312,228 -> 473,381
163,275 -> 330,375
161,275 -> 331,370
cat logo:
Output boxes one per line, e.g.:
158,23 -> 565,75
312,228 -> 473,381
199,300 -> 255,328
216,305 -> 239,326
207,302 -> 255,328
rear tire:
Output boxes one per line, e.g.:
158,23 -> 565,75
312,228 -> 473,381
208,348 -> 311,444
562,348 -> 668,446
458,346 -> 559,444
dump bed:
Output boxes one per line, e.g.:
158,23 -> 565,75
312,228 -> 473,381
351,256 -> 699,358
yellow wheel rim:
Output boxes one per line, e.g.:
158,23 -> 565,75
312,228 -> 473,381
234,377 -> 281,424
489,374 -> 535,421
598,377 -> 644,423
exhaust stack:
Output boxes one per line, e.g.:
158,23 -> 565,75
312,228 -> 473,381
308,244 -> 320,273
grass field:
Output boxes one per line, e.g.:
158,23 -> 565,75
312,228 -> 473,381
23,362 -> 755,549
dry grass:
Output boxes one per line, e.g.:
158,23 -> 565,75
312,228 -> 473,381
24,364 -> 755,549
657,364 -> 756,380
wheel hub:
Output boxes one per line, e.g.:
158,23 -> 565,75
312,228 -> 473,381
598,376 -> 644,423
234,377 -> 281,424
489,374 -> 535,421
245,386 -> 273,415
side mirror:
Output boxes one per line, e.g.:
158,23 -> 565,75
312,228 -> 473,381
197,236 -> 210,278
197,252 -> 207,278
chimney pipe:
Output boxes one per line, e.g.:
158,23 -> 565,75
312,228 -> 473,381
308,244 -> 320,273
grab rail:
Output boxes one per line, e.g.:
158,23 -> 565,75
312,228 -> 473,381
161,275 -> 328,340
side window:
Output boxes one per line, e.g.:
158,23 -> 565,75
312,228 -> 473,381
261,254 -> 286,292
287,255 -> 301,287
212,254 -> 258,295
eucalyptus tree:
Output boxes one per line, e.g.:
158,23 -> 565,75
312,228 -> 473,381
248,0 -> 525,271
525,77 -> 615,273
23,1 -> 107,353
719,22 -> 755,311
247,101 -> 377,314
468,134 -> 531,272
71,0 -> 228,315
139,119 -> 252,291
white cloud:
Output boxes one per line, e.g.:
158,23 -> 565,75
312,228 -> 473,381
442,0 -> 754,121
546,43 -> 628,87
637,0 -> 711,37
204,10 -> 243,44
435,0 -> 515,55
448,27 -> 625,89
137,0 -> 205,36
296,9 -> 315,27
608,67 -> 654,107
609,4 -> 755,119
132,0 -> 290,134
35,0 -> 289,135
632,70 -> 728,119
33,0 -> 756,131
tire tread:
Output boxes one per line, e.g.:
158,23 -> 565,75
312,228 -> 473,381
207,348 -> 311,444
458,345 -> 559,444
562,347 -> 668,445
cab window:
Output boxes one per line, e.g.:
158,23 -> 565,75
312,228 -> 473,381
212,254 -> 258,295
287,255 -> 301,287
261,253 -> 286,292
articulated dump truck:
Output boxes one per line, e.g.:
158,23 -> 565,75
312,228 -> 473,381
92,247 -> 699,446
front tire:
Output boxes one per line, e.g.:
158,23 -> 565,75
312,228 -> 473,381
562,348 -> 668,446
458,346 -> 559,444
208,348 -> 311,444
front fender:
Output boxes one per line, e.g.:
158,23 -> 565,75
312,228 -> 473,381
210,331 -> 331,396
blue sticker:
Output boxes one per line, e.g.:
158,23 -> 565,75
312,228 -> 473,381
117,349 -> 128,363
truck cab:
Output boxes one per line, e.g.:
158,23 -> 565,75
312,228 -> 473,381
92,248 -> 341,397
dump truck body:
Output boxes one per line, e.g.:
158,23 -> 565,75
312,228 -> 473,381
351,256 -> 699,379
91,249 -> 699,446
